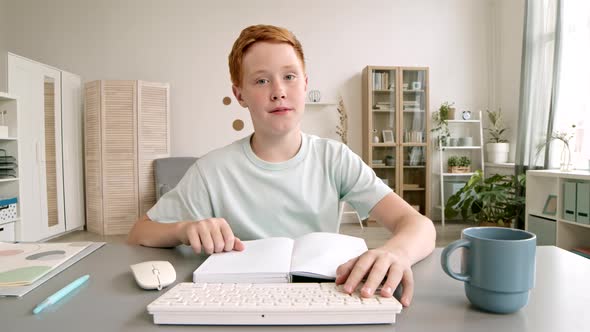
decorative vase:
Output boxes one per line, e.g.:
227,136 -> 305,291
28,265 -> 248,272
373,135 -> 380,143
559,144 -> 572,172
458,137 -> 473,146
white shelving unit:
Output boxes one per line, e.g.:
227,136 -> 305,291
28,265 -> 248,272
526,170 -> 590,251
0,92 -> 20,241
305,101 -> 337,106
436,110 -> 485,226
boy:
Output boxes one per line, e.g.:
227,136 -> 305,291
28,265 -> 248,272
127,24 -> 435,306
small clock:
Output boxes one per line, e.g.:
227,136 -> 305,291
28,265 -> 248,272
462,110 -> 472,120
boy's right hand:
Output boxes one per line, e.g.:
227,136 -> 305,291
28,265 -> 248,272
177,218 -> 245,255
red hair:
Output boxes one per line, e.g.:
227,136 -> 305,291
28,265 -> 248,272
228,25 -> 305,87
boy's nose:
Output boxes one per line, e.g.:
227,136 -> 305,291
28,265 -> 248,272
271,83 -> 286,101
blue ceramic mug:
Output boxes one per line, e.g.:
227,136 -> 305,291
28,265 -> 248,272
441,227 -> 536,314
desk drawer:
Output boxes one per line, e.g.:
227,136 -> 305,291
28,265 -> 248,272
0,221 -> 15,241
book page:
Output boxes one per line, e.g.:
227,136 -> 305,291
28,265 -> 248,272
193,237 -> 294,277
290,232 -> 368,279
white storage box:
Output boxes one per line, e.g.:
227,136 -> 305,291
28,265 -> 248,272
0,221 -> 15,241
0,197 -> 18,223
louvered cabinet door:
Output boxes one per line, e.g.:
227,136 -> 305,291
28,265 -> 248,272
84,81 -> 103,234
101,81 -> 139,235
137,81 -> 170,216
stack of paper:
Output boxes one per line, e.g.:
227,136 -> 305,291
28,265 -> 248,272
0,149 -> 17,179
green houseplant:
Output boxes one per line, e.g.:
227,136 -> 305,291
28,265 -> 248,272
448,156 -> 471,173
431,101 -> 455,146
485,109 -> 509,163
445,170 -> 525,227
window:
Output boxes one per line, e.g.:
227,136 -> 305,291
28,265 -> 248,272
551,0 -> 590,169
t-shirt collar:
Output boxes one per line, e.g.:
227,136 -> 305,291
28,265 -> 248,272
242,132 -> 308,171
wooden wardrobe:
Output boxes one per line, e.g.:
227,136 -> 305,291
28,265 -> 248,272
85,80 -> 170,235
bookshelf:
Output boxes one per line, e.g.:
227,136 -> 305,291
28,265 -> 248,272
0,93 -> 19,241
526,170 -> 590,251
362,66 -> 430,217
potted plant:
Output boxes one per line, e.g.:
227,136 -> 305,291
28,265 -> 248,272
431,101 -> 454,146
485,109 -> 509,163
448,156 -> 471,173
445,170 -> 526,227
384,155 -> 395,166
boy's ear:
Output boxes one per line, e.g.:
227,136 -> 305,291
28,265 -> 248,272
232,85 -> 248,108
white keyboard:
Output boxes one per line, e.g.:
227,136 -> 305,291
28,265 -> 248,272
147,282 -> 402,325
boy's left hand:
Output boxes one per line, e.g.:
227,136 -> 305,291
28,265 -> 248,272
335,247 -> 414,307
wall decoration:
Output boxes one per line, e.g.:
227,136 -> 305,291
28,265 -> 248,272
232,119 -> 244,131
335,96 -> 348,145
222,96 -> 232,105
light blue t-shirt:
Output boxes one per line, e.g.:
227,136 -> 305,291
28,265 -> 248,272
147,133 -> 392,240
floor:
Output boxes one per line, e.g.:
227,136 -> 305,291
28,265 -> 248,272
50,220 -> 471,249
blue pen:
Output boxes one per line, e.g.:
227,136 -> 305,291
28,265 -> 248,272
33,275 -> 90,314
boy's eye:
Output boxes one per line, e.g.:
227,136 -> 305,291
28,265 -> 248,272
285,74 -> 296,80
256,78 -> 269,85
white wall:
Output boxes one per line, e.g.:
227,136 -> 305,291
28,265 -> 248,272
0,0 -> 8,92
5,0 -> 495,154
4,0 -> 525,219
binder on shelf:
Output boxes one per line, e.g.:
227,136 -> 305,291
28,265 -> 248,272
576,182 -> 590,224
563,181 -> 577,222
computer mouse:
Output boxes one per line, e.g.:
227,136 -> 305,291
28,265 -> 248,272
130,261 -> 176,290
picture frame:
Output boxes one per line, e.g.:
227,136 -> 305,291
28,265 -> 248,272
542,194 -> 557,216
382,130 -> 394,143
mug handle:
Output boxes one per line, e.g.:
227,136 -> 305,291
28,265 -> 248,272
440,239 -> 471,282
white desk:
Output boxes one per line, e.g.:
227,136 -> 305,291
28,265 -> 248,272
1,245 -> 589,331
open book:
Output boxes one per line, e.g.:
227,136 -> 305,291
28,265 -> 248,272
193,232 -> 368,283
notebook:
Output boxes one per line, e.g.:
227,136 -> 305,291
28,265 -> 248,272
193,232 -> 368,283
0,242 -> 104,297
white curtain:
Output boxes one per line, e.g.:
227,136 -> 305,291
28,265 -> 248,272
550,0 -> 590,170
515,0 -> 559,170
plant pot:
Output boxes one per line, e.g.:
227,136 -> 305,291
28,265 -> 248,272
486,143 -> 509,163
448,108 -> 456,120
478,221 -> 512,228
449,166 -> 470,173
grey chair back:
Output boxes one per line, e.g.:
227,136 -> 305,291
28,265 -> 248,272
154,157 -> 198,200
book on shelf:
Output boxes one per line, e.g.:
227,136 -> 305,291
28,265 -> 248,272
571,247 -> 590,259
193,232 -> 367,283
